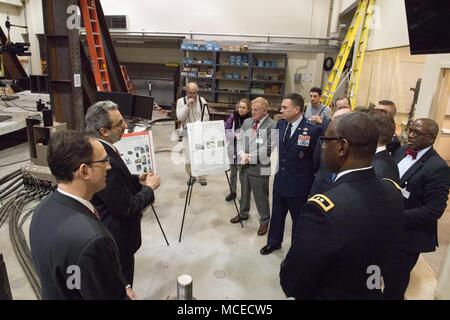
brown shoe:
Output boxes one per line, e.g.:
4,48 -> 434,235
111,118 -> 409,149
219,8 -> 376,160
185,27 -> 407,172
230,215 -> 248,224
257,223 -> 269,236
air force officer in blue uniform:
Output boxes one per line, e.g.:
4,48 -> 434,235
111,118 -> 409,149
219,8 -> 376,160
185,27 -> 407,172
260,93 -> 321,255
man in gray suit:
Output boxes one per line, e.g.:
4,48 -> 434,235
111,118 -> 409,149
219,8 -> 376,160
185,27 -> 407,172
230,97 -> 277,236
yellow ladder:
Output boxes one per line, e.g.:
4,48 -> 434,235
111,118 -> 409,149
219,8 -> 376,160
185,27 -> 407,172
321,0 -> 375,108
348,0 -> 375,108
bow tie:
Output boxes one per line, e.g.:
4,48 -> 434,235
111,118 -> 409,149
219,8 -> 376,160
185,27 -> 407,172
405,148 -> 418,160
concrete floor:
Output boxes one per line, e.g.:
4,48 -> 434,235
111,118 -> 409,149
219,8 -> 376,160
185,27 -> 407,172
1,114 -> 449,300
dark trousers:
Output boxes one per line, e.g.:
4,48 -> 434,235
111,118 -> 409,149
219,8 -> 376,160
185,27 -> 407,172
267,191 -> 308,247
383,247 -> 420,300
121,254 -> 135,287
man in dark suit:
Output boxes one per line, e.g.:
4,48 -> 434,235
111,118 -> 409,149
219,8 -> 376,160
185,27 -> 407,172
231,97 -> 276,236
279,112 -> 405,299
383,118 -> 450,300
369,110 -> 399,182
30,131 -> 132,300
310,106 -> 352,195
260,93 -> 321,255
85,101 -> 161,286
375,100 -> 401,155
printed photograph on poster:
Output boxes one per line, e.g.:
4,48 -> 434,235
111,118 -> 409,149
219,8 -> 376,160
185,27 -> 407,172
114,130 -> 157,175
187,120 -> 230,177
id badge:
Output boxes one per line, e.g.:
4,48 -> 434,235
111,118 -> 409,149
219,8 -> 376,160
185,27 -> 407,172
297,135 -> 311,147
256,138 -> 264,145
401,188 -> 411,199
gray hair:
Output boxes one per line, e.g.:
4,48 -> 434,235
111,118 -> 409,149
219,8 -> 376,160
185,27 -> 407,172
85,101 -> 119,136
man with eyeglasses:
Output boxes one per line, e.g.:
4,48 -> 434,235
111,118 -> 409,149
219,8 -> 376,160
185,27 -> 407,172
280,112 -> 404,299
383,118 -> 450,300
30,130 -> 133,299
310,107 -> 352,195
85,101 -> 161,289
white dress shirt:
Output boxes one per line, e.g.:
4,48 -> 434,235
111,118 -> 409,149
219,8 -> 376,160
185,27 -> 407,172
255,115 -> 269,131
397,146 -> 432,179
375,145 -> 387,154
57,189 -> 96,216
284,115 -> 303,139
334,166 -> 373,182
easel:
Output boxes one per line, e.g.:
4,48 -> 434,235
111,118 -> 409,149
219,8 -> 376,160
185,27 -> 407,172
178,170 -> 243,242
177,96 -> 243,242
151,204 -> 170,246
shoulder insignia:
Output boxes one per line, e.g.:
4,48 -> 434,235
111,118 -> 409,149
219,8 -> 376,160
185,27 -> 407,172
308,194 -> 335,213
383,178 -> 402,191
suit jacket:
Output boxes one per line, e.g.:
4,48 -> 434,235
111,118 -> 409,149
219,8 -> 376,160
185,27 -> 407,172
372,149 -> 399,182
386,134 -> 401,156
280,169 -> 405,300
310,118 -> 333,195
274,118 -> 321,198
91,142 -> 155,261
30,191 -> 127,300
394,146 -> 450,253
237,116 -> 277,177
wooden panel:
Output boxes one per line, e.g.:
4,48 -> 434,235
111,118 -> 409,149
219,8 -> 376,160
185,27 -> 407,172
356,46 -> 425,118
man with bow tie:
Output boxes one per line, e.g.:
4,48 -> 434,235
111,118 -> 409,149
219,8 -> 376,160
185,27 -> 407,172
383,118 -> 450,299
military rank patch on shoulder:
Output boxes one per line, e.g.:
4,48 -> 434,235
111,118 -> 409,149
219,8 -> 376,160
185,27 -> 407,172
383,178 -> 402,191
308,194 -> 335,213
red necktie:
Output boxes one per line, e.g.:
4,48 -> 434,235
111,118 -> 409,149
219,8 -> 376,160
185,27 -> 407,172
405,148 -> 418,160
252,120 -> 260,137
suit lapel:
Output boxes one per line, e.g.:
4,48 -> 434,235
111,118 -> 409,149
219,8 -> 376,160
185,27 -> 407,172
100,141 -> 140,191
100,141 -> 129,174
399,148 -> 436,185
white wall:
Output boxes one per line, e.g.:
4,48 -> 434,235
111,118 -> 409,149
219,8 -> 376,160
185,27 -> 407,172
340,0 -> 356,13
0,0 -> 44,74
366,0 -> 410,51
104,0 -> 330,97
0,1 -> 25,43
101,0 -> 331,40
416,54 -> 450,118
23,0 -> 43,74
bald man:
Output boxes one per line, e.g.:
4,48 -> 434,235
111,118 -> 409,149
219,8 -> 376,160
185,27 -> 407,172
176,82 -> 210,186
384,118 -> 450,300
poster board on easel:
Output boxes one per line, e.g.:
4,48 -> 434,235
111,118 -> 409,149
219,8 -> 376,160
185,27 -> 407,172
187,120 -> 230,177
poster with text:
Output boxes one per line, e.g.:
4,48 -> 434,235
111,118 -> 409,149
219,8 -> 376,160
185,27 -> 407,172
114,130 -> 157,175
187,120 -> 230,177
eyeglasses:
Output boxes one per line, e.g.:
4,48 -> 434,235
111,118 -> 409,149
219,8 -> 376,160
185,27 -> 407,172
319,136 -> 345,148
111,119 -> 125,129
408,128 -> 429,137
85,156 -> 110,166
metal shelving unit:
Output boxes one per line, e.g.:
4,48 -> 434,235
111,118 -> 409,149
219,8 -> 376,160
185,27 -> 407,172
179,43 -> 287,116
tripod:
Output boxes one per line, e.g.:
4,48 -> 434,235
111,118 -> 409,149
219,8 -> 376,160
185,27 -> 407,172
178,171 -> 243,242
150,204 -> 170,246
